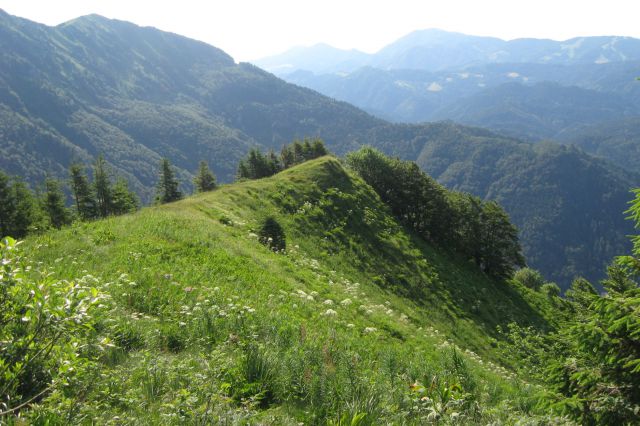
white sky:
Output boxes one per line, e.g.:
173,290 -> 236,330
0,1 -> 638,62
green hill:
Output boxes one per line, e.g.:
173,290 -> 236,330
1,9 -> 636,290
10,157 -> 563,423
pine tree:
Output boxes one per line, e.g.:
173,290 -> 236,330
193,161 -> 217,192
69,163 -> 97,220
280,145 -> 295,169
93,155 -> 113,218
311,138 -> 328,158
155,158 -> 182,204
111,177 -> 139,215
42,178 -> 69,229
11,180 -> 43,237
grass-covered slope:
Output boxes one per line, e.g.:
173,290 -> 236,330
20,157 -> 563,423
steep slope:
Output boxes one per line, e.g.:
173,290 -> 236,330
0,10 -> 381,200
21,157 -> 559,423
557,116 -> 640,173
0,10 -> 636,291
415,128 -> 638,286
431,82 -> 639,141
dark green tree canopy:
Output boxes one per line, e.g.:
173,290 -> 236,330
347,146 -> 524,280
193,161 -> 217,193
156,158 -> 182,204
69,163 -> 97,220
237,138 -> 329,180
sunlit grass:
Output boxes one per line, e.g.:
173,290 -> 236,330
23,157 -> 562,423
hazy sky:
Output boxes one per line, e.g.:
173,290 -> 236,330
1,1 -> 637,62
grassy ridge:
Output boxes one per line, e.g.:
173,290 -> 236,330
23,157 -> 561,423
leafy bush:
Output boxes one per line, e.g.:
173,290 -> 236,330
0,237 -> 107,417
513,268 -> 545,290
539,282 -> 561,297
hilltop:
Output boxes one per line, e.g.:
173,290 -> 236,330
9,157 -> 565,423
0,9 -> 636,288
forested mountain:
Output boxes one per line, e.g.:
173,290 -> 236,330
0,10 -> 637,288
256,29 -> 640,75
264,31 -> 640,173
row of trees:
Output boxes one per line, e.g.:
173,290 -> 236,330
0,156 -> 219,239
346,147 -> 524,280
237,138 -> 328,180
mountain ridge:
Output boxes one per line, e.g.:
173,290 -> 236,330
0,9 -> 637,288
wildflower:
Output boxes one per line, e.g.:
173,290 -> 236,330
346,323 -> 355,328
323,299 -> 333,305
340,298 -> 352,306
363,327 -> 377,334
323,309 -> 337,316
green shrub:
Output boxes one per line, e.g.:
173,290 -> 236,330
540,282 -> 561,297
513,268 -> 545,290
258,217 -> 286,252
0,237 -> 107,415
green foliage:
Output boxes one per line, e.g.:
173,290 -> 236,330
238,139 -> 328,180
155,158 -> 182,204
347,147 -> 524,280
110,177 -> 139,215
504,189 -> 640,425
42,178 -> 70,230
258,217 -> 286,252
10,157 -> 562,422
192,161 -> 217,193
69,163 -> 97,220
539,282 -> 561,297
0,237 -> 107,417
93,155 -> 113,218
0,172 -> 45,239
513,268 -> 546,290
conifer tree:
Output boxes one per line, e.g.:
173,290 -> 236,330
193,161 -> 217,192
311,138 -> 328,158
155,158 -> 182,204
93,155 -> 113,218
69,163 -> 97,220
11,180 -> 43,237
110,177 -> 139,215
42,178 -> 69,229
280,144 -> 295,169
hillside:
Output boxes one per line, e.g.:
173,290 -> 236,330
0,9 -> 636,289
8,157 -> 565,423
414,126 -> 638,286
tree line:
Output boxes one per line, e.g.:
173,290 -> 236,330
346,146 -> 524,280
1,136 -> 328,240
237,138 -> 328,180
0,156 -> 218,239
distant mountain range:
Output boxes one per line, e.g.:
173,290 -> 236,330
0,10 -> 637,288
257,30 -> 640,174
255,29 -> 640,74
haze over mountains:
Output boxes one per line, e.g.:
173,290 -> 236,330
258,30 -> 640,174
0,9 -> 638,288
